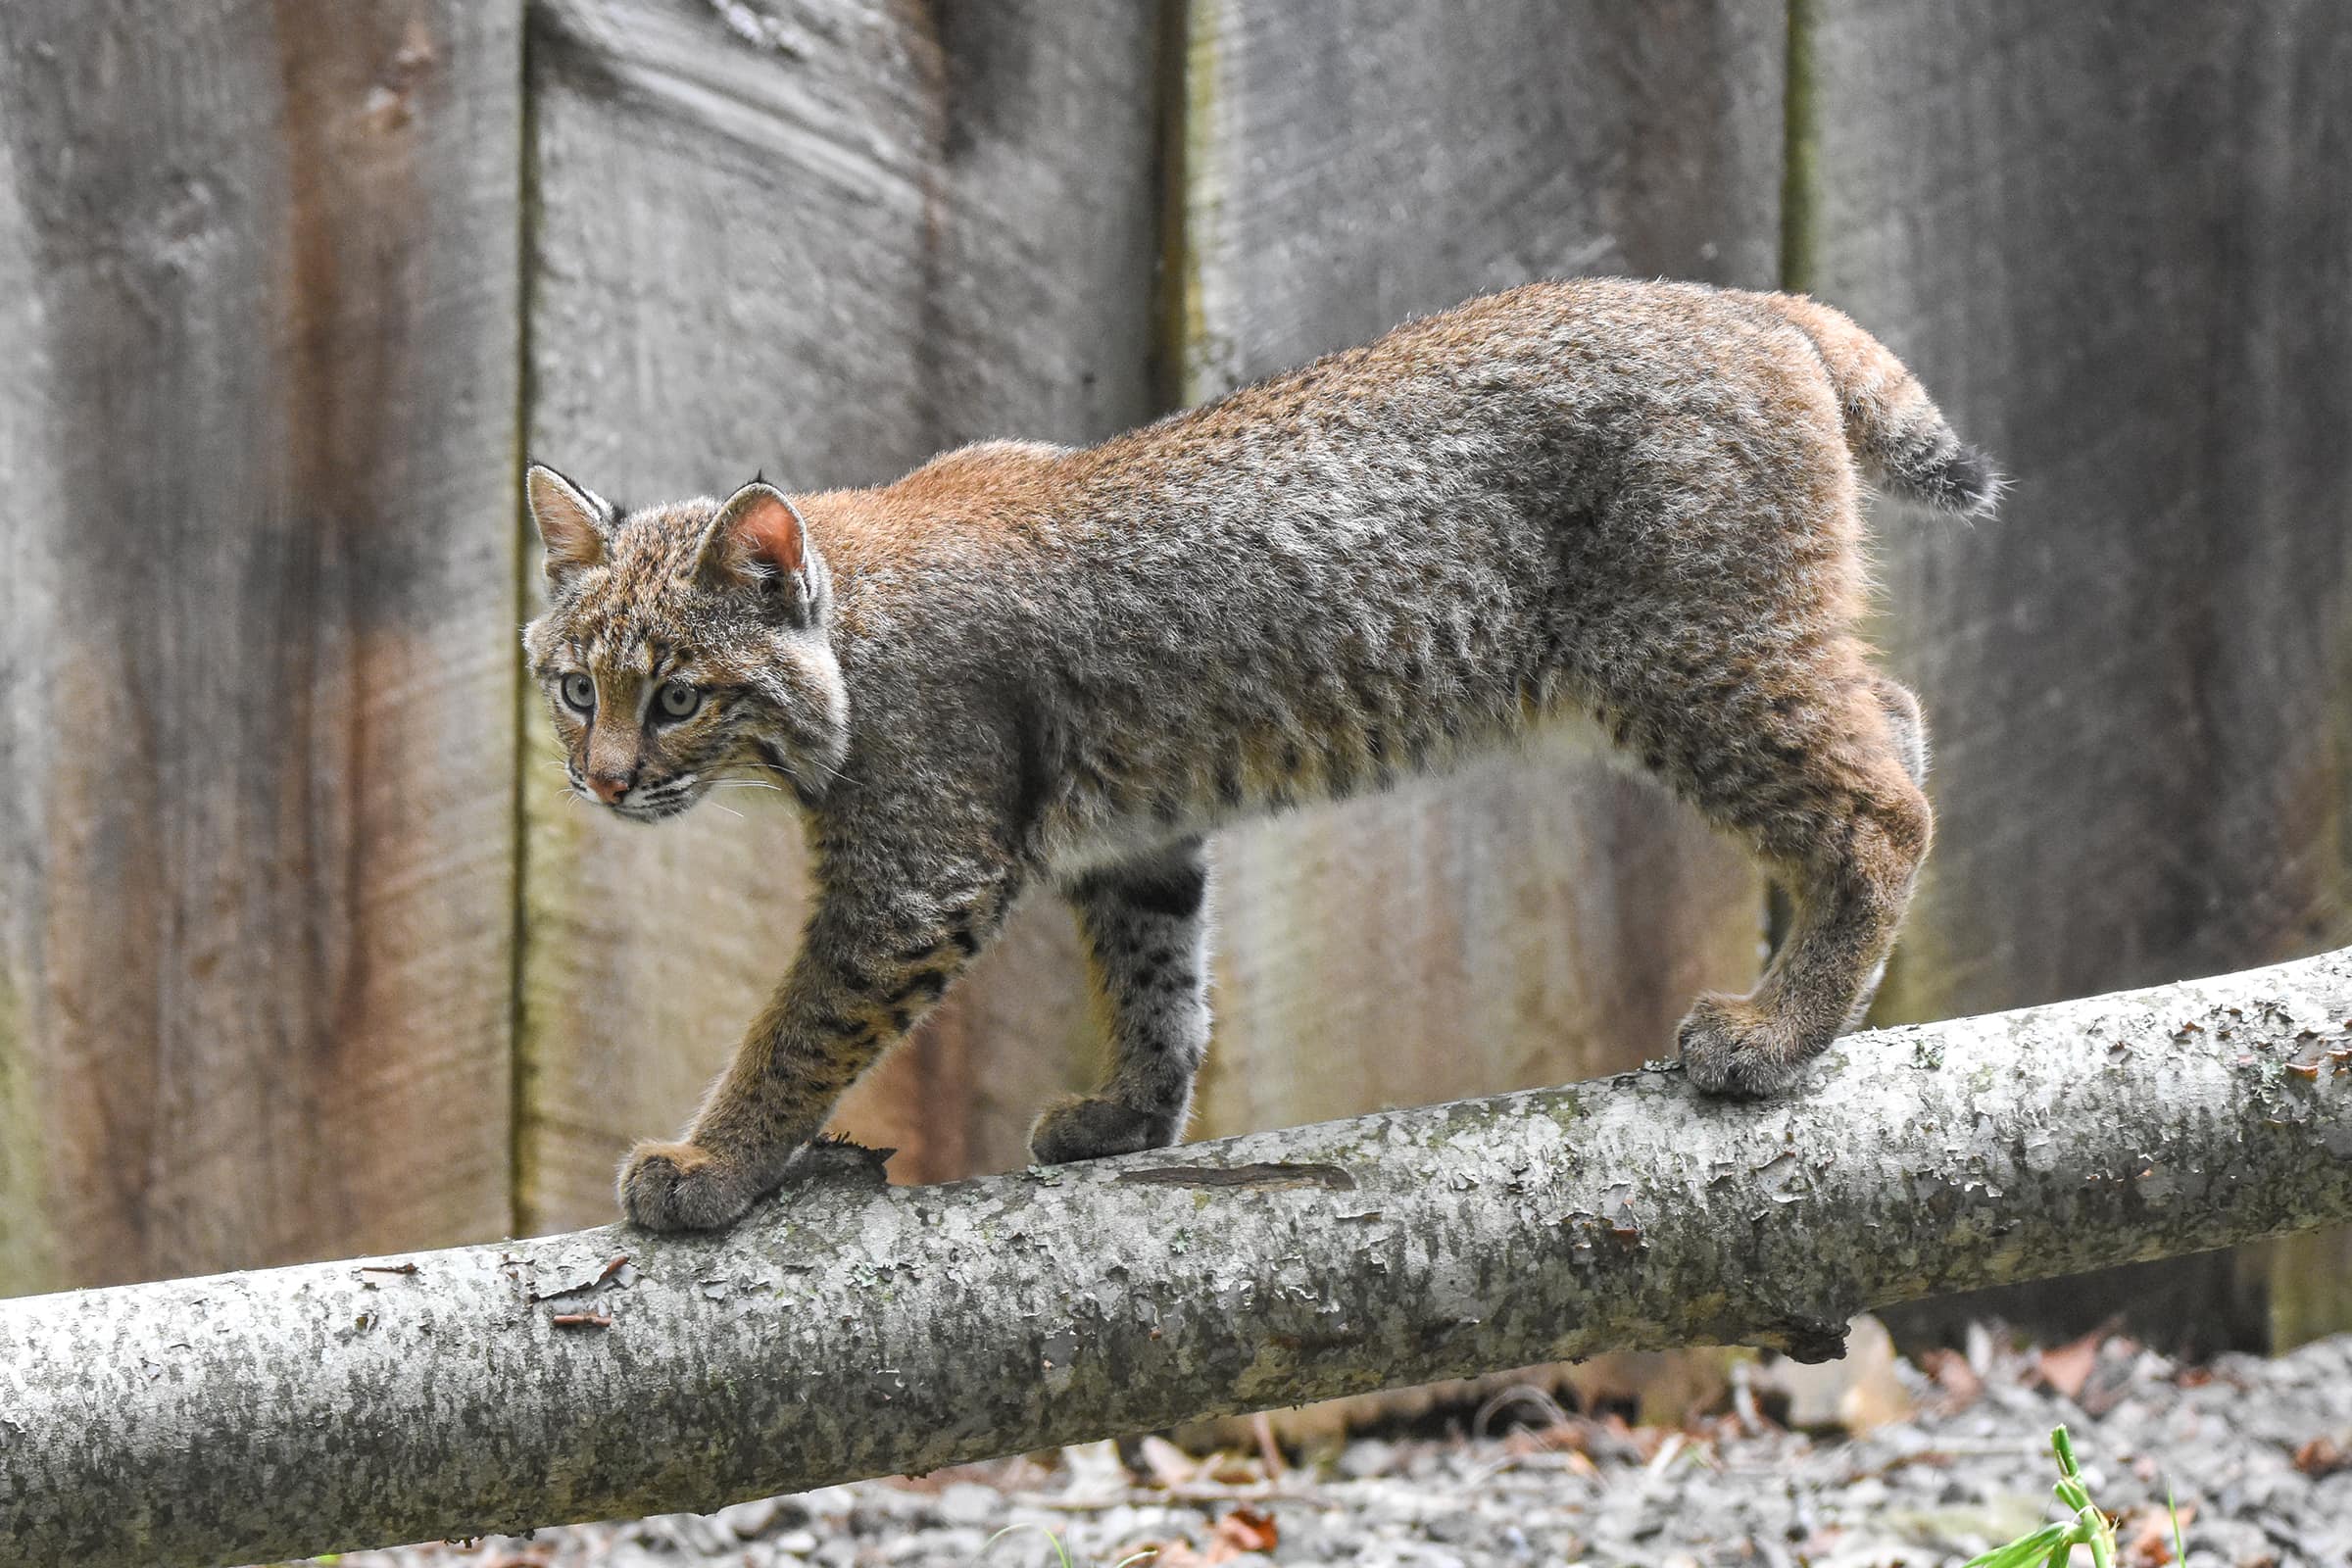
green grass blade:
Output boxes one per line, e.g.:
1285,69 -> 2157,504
2051,1426 -> 2082,1481
981,1523 -> 1075,1568
1961,1522 -> 2075,1568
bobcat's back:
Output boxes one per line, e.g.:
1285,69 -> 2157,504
806,278 -> 1985,874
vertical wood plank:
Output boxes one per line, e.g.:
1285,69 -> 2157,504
519,0 -> 1160,1223
1806,0 -> 2352,1348
1178,0 -> 1782,1139
838,0 -> 1166,1185
2265,1227 -> 2352,1348
0,2 -> 522,1291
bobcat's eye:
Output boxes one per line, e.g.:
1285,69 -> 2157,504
656,680 -> 702,721
559,673 -> 595,713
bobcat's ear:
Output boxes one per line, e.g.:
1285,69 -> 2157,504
695,480 -> 822,620
525,464 -> 613,590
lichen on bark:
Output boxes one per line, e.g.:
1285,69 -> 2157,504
2,948 -> 2350,1568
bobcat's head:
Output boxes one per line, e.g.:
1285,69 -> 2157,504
520,465 -> 848,821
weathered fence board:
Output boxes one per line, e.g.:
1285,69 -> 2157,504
1175,0 -> 1784,1141
1804,0 -> 2352,1347
0,2 -> 522,1291
518,0 -> 1161,1224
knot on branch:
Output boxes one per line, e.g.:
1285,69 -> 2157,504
1762,1311 -> 1853,1364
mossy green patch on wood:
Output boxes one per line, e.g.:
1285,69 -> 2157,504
0,968 -> 55,1294
1168,0 -> 1234,405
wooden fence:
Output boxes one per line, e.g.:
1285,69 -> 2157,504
2,0 -> 2346,1352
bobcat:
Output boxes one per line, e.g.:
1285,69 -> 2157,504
522,277 -> 1997,1233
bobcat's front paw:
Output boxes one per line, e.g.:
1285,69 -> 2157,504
618,1140 -> 763,1232
1677,995 -> 1817,1101
1029,1095 -> 1178,1164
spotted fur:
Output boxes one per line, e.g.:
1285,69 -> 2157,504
523,277 -> 1997,1233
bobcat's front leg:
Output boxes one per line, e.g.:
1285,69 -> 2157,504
621,867 -> 1014,1231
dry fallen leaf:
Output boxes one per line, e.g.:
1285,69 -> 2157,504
1212,1506 -> 1279,1556
1137,1505 -> 1284,1567
2293,1435 -> 2348,1478
2035,1330 -> 2102,1401
2122,1499 -> 2194,1567
1919,1348 -> 1984,1408
1201,1450 -> 1263,1486
1137,1434 -> 1197,1489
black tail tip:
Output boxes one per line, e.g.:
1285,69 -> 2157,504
1920,443 -> 2004,515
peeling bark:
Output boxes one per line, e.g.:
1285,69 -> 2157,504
5,951 -> 2352,1567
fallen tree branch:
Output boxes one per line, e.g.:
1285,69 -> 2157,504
7,950 -> 2352,1567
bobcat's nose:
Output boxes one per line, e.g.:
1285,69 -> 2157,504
588,770 -> 633,806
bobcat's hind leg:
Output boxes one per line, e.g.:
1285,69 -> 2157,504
1032,838 -> 1211,1163
1838,674 -> 1930,1031
1629,657 -> 1933,1099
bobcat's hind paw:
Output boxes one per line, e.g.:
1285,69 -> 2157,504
618,1140 -> 763,1232
1677,995 -> 1818,1101
1029,1095 -> 1179,1165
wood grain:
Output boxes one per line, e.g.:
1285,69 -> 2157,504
518,0 -> 1160,1223
1805,0 -> 2352,1348
1179,0 -> 1782,1140
0,1 -> 522,1291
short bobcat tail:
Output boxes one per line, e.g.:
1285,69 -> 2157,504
1766,293 -> 2004,517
